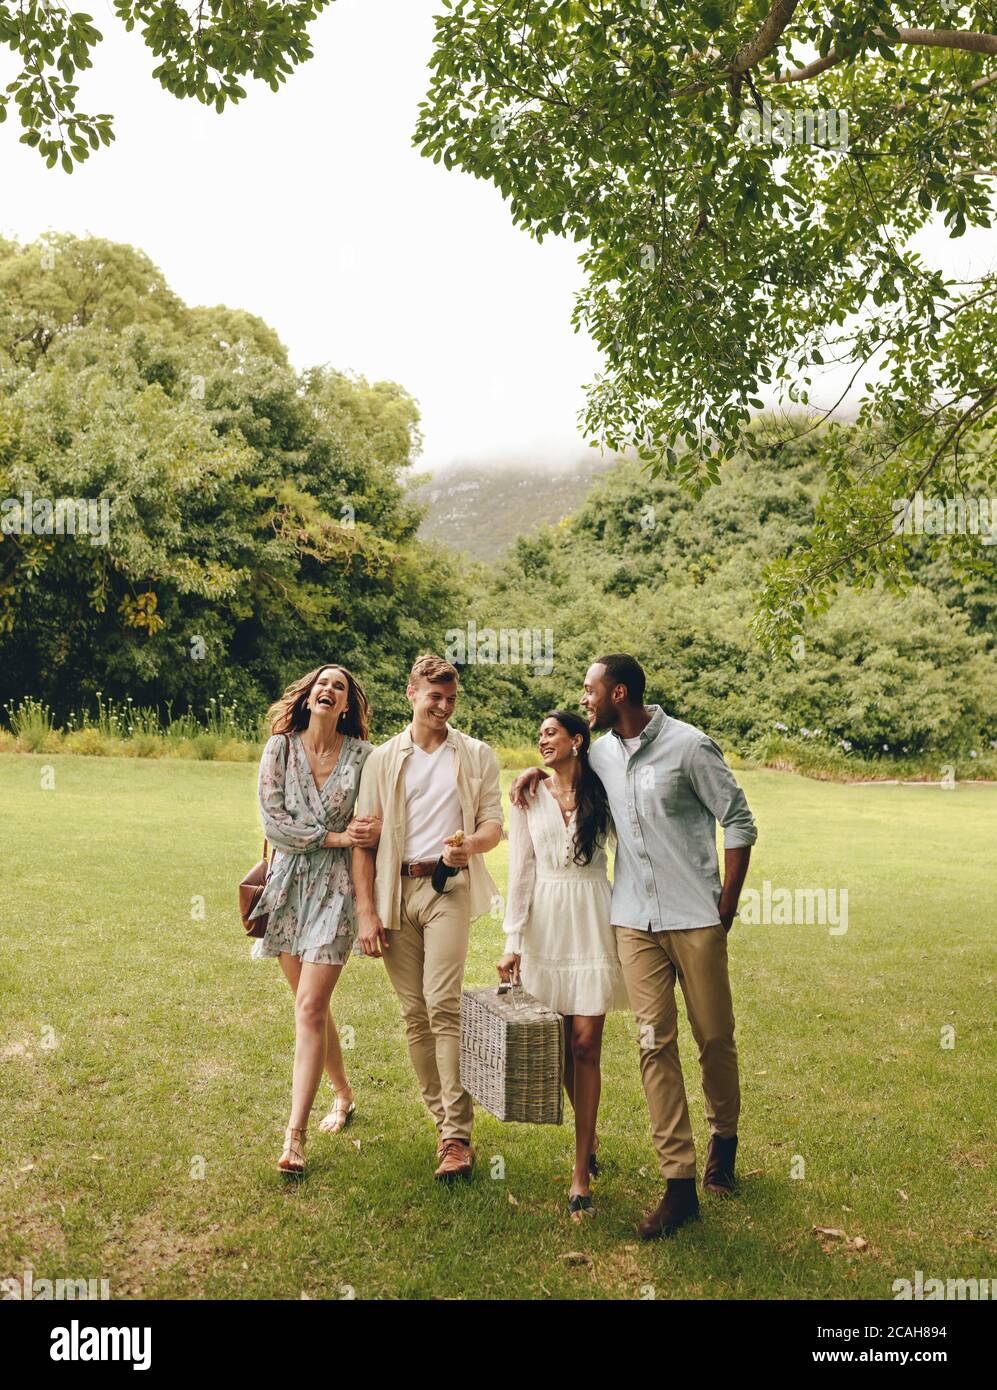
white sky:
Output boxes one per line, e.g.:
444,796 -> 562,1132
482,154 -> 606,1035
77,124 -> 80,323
0,0 -> 993,474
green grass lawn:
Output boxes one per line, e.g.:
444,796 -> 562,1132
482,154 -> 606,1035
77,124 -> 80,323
1,752 -> 994,1300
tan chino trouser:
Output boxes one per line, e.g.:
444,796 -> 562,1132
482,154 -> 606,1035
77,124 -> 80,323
616,923 -> 740,1181
382,874 -> 474,1143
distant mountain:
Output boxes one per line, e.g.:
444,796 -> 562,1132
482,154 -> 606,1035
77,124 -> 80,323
411,454 -> 614,562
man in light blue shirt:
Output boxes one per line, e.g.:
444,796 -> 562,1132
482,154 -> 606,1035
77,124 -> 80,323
513,653 -> 756,1240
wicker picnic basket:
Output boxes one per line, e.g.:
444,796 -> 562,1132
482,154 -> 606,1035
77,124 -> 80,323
460,983 -> 564,1124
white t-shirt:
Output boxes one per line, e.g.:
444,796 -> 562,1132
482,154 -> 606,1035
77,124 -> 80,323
620,735 -> 643,760
402,740 -> 462,861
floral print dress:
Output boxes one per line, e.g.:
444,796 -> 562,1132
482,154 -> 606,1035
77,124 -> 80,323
249,732 -> 372,966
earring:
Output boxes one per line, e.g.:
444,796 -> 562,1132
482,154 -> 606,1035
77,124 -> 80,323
572,746 -> 579,757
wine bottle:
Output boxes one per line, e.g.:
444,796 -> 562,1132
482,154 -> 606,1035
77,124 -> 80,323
431,830 -> 464,893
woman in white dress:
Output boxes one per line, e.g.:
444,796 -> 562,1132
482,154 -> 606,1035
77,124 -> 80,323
497,710 -> 628,1217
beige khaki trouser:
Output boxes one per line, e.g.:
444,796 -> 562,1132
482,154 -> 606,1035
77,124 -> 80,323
616,923 -> 740,1181
382,874 -> 473,1142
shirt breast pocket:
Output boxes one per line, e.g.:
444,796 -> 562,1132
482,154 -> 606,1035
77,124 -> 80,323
637,767 -> 686,817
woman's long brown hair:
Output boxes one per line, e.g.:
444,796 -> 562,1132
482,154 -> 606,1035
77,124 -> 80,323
266,664 -> 371,740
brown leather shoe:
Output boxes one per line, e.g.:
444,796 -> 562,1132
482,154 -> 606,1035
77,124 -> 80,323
703,1133 -> 738,1196
637,1178 -> 700,1240
434,1138 -> 475,1181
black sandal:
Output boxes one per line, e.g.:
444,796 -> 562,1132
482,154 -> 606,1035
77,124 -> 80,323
568,1193 -> 595,1218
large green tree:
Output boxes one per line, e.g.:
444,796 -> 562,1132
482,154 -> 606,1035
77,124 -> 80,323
0,235 -> 457,732
415,1 -> 997,638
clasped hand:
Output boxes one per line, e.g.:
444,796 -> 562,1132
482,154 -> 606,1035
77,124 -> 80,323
346,815 -> 381,848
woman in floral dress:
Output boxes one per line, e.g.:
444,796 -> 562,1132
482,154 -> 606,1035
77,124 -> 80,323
249,663 -> 380,1174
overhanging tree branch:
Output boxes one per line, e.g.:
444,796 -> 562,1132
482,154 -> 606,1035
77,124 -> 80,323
968,70 -> 997,92
772,51 -> 848,85
776,27 -> 997,85
669,0 -> 803,96
891,28 -> 997,57
731,0 -> 801,74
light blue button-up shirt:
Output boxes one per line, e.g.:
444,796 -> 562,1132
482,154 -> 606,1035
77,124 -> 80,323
589,705 -> 757,932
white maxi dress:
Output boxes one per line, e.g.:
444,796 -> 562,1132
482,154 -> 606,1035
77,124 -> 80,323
502,783 -> 629,1017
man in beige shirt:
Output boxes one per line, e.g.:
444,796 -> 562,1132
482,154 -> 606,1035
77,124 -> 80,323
353,653 -> 503,1180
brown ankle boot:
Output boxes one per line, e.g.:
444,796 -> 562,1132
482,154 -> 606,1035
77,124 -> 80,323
703,1134 -> 738,1196
637,1178 -> 700,1240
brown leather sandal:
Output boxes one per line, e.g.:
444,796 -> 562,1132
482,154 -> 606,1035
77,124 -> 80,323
278,1125 -> 307,1175
318,1093 -> 355,1135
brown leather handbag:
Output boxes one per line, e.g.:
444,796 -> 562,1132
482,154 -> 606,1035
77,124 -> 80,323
239,840 -> 272,938
238,733 -> 289,937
